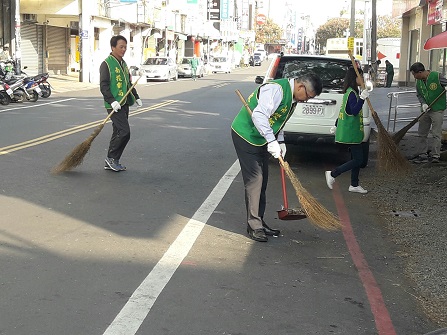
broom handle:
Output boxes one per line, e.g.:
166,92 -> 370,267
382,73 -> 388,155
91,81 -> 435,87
402,90 -> 445,128
101,76 -> 141,125
235,90 -> 252,114
348,51 -> 377,117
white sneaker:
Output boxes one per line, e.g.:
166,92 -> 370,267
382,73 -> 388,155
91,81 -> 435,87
325,171 -> 335,189
349,185 -> 368,194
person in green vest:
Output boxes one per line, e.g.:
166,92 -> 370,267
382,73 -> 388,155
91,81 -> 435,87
409,62 -> 447,164
189,54 -> 199,81
325,67 -> 370,194
385,60 -> 394,87
231,73 -> 323,242
100,35 -> 142,172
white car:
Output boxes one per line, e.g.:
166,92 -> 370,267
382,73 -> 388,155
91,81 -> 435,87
255,54 -> 371,151
140,57 -> 178,82
209,56 -> 232,73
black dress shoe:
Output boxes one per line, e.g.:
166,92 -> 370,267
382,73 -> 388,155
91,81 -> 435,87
262,222 -> 280,237
247,226 -> 268,242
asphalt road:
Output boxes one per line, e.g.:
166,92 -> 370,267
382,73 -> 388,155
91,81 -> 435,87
0,64 -> 440,334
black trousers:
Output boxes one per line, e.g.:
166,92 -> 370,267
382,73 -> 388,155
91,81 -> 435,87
231,130 -> 269,230
331,143 -> 365,187
107,104 -> 130,160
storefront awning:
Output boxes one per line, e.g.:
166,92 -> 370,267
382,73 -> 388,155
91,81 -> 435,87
424,31 -> 447,50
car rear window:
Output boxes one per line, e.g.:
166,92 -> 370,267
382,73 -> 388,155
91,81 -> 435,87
144,58 -> 168,65
274,57 -> 352,91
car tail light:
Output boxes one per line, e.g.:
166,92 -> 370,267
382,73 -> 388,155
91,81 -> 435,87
267,56 -> 281,80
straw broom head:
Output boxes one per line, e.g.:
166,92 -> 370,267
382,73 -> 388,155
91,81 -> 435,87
281,160 -> 342,231
51,124 -> 105,174
347,51 -> 411,175
374,117 -> 412,174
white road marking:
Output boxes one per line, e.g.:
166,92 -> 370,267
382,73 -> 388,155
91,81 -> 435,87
0,98 -> 76,113
102,160 -> 241,335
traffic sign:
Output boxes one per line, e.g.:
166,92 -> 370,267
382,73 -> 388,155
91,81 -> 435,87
347,36 -> 354,51
256,14 -> 266,25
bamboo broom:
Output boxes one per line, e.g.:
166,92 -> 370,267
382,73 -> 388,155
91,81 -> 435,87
51,78 -> 140,174
235,90 -> 342,231
348,51 -> 411,174
392,90 -> 445,144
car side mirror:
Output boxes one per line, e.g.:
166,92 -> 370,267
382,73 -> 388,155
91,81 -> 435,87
255,76 -> 264,84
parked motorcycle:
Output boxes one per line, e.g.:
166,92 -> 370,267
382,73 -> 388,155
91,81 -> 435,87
32,73 -> 52,98
3,76 -> 40,103
0,82 -> 12,105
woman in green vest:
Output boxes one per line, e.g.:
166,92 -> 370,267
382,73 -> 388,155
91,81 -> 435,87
325,67 -> 370,194
100,35 -> 142,172
231,73 -> 323,242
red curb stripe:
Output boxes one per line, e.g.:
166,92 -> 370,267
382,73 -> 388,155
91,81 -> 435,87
332,183 -> 397,335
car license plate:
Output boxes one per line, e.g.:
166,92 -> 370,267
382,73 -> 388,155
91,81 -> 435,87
216,65 -> 221,69
302,104 -> 325,116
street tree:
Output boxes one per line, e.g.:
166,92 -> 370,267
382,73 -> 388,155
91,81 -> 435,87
256,18 -> 283,44
315,15 -> 401,52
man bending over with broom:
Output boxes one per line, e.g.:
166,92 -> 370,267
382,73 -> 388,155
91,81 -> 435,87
100,35 -> 142,172
409,62 -> 446,164
231,73 -> 323,242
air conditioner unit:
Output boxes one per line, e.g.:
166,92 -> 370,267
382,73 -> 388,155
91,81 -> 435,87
23,14 -> 37,23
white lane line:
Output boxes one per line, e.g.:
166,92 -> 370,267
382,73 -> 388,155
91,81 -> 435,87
0,98 -> 76,113
102,160 -> 241,335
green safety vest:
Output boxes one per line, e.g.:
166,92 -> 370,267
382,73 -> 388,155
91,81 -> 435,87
103,55 -> 135,109
231,79 -> 294,146
335,87 -> 364,144
416,71 -> 446,112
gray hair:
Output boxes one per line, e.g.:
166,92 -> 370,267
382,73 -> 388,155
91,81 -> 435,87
295,73 -> 323,96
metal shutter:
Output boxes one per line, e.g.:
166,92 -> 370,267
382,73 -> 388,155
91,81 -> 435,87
47,26 -> 69,74
21,24 -> 44,76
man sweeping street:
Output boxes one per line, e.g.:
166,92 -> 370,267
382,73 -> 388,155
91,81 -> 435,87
100,35 -> 142,172
409,62 -> 446,163
231,73 -> 323,242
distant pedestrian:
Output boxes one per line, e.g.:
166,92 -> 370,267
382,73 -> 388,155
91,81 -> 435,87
325,67 -> 370,194
385,60 -> 394,87
0,44 -> 10,62
100,35 -> 142,172
190,54 -> 199,81
409,62 -> 446,163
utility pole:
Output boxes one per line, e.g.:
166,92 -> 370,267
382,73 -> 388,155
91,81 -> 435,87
349,0 -> 355,37
371,0 -> 377,66
14,0 -> 21,74
79,0 -> 92,82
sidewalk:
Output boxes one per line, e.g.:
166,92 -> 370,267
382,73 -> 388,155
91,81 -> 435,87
49,73 -> 99,94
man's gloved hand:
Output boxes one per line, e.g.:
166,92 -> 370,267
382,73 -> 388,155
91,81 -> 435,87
279,142 -> 287,158
267,140 -> 282,159
422,103 -> 429,112
359,89 -> 370,100
111,101 -> 121,112
136,99 -> 143,107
